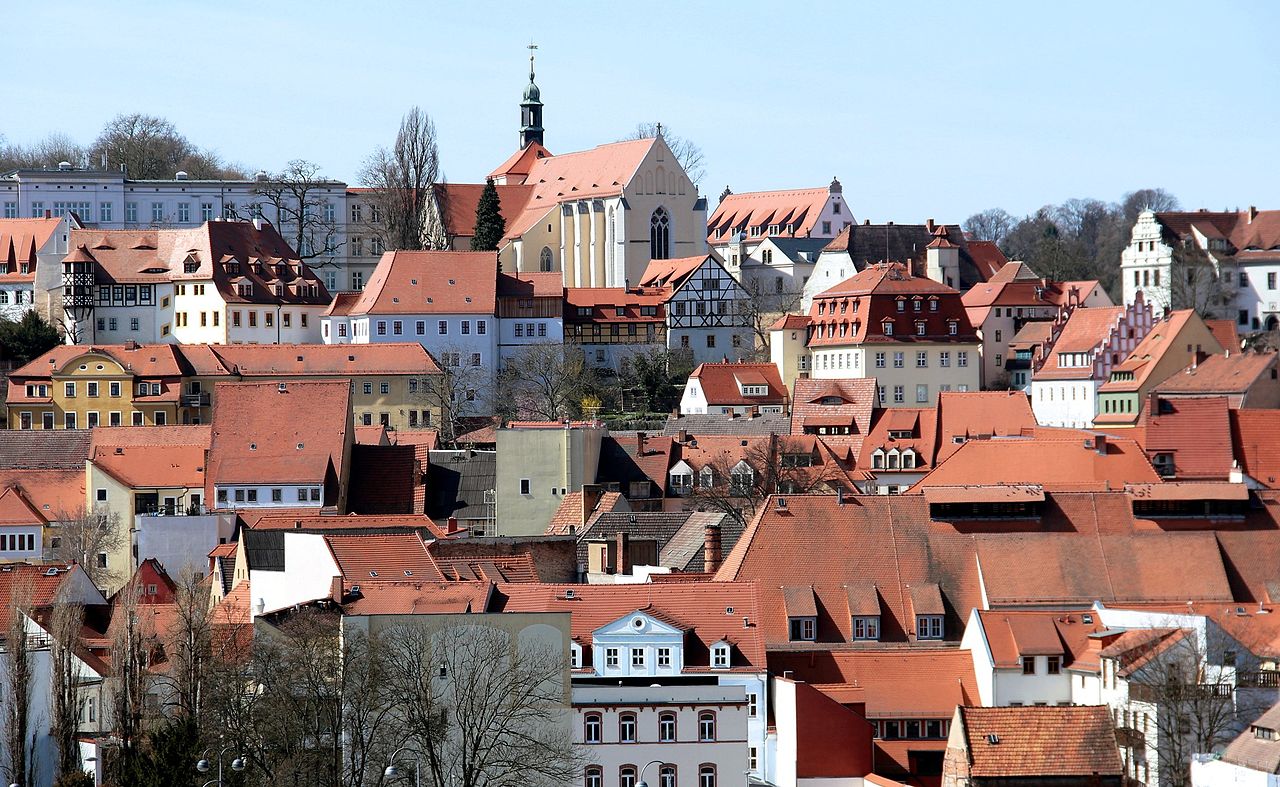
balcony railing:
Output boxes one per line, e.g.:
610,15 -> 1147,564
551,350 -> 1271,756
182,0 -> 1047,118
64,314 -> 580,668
182,392 -> 211,407
1129,682 -> 1233,703
1239,670 -> 1280,689
138,504 -> 211,517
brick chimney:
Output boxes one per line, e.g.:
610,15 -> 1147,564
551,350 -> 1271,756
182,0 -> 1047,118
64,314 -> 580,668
615,532 -> 631,575
446,516 -> 459,534
704,520 -> 723,574
1249,206 -> 1258,224
636,432 -> 648,456
677,428 -> 689,444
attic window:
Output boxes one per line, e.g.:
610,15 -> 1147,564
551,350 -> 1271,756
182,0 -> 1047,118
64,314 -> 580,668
465,297 -> 472,303
296,443 -> 304,450
249,443 -> 257,451
369,570 -> 379,577
448,279 -> 456,285
711,642 -> 730,669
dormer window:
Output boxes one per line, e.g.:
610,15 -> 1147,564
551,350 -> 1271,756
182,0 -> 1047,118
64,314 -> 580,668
699,466 -> 715,488
570,642 -> 583,669
916,321 -> 926,336
712,641 -> 730,669
883,321 -> 894,336
902,450 -> 916,469
789,617 -> 816,641
872,450 -> 885,470
670,469 -> 692,493
852,616 -> 880,641
1254,725 -> 1277,741
917,615 -> 944,640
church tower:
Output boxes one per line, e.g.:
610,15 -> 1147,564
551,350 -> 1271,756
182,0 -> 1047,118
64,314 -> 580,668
520,44 -> 544,149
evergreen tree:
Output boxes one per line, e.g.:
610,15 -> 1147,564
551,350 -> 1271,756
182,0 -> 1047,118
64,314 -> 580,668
470,178 -> 506,251
0,311 -> 61,365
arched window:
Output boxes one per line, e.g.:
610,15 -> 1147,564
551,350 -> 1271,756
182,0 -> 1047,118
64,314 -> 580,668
659,711 -> 677,742
699,765 -> 717,787
539,246 -> 554,272
699,710 -> 717,741
650,207 -> 670,260
619,712 -> 637,743
620,766 -> 637,787
659,766 -> 677,787
585,767 -> 603,787
584,712 -> 602,743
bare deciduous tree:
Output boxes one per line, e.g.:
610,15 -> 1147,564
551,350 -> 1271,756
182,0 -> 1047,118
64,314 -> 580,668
963,208 -> 1016,246
414,347 -> 490,446
3,579 -> 36,787
240,160 -> 345,269
497,342 -> 599,421
740,277 -> 801,354
48,506 -> 126,589
382,622 -> 582,787
106,583 -> 161,785
360,107 -> 443,251
682,435 -> 851,527
626,122 -> 705,186
89,113 -> 241,179
0,133 -> 88,171
1160,243 -> 1236,319
49,595 -> 85,782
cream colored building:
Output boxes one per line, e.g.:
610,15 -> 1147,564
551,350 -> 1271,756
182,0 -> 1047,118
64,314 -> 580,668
494,421 -> 605,536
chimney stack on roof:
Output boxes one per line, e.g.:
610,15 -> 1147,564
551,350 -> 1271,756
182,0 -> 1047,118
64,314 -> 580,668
1249,206 -> 1259,224
615,532 -> 630,575
703,520 -> 723,575
446,516 -> 460,534
925,218 -> 935,232
677,428 -> 689,444
636,432 -> 647,456
580,484 -> 603,525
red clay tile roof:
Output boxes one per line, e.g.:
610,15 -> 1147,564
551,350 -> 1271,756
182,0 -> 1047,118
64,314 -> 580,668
434,554 -> 538,583
342,580 -> 492,615
769,313 -> 811,331
70,221 -> 329,304
1098,310 -> 1221,394
1220,699 -> 1280,772
1139,396 -> 1234,479
546,490 -> 627,535
965,239 -> 1009,281
708,187 -> 832,242
249,513 -> 448,538
0,217 -> 64,280
1205,319 -> 1243,351
11,343 -> 188,380
957,705 -> 1122,778
207,380 -> 350,487
858,407 -> 939,472
1154,210 -> 1280,258
433,182 -> 534,240
975,610 -> 1107,670
915,431 -> 1159,492
498,139 -> 656,239
495,581 -> 766,670
688,362 -> 787,407
496,270 -> 564,299
0,564 -> 85,612
769,649 -> 979,717
807,263 -> 977,347
962,275 -> 1105,327
1155,350 -> 1276,396
325,533 -> 443,581
347,251 -> 497,315
638,255 -> 709,289
0,487 -> 46,526
323,291 -> 363,317
563,287 -> 667,323
1232,409 -> 1280,487
933,391 -> 1037,464
487,141 -> 552,182
181,342 -> 442,377
92,443 -> 206,489
0,470 -> 84,518
790,377 -> 878,450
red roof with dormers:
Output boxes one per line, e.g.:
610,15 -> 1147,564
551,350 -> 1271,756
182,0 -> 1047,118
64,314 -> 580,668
0,217 -> 65,281
347,250 -> 496,316
1231,409 -> 1280,488
638,255 -> 709,289
807,263 -> 977,347
790,378 -> 878,449
70,221 -> 329,304
974,609 -> 1108,672
1034,305 -> 1130,380
965,239 -> 1009,281
563,287 -> 667,324
493,581 -> 766,671
1139,396 -> 1235,479
707,187 -> 833,242
687,362 -> 787,407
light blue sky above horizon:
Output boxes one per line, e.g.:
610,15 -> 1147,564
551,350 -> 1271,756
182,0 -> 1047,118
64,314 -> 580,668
3,1 -> 1276,223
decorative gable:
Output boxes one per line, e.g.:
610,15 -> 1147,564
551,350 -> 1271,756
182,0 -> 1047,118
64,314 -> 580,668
591,607 -> 687,678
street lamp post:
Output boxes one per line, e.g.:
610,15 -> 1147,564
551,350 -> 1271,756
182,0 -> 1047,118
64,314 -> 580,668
384,746 -> 421,787
636,759 -> 666,787
195,743 -> 245,786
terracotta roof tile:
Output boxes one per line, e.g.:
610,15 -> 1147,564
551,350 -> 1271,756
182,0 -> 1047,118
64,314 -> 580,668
807,263 -> 978,347
769,649 -> 979,717
957,705 -> 1122,777
1155,350 -> 1276,397
546,490 -> 627,535
1232,409 -> 1280,488
707,187 -> 832,241
433,182 -> 534,241
1140,396 -> 1234,479
342,580 -> 492,615
688,362 -> 787,407
0,431 -> 91,470
346,251 -> 497,315
325,533 -> 442,581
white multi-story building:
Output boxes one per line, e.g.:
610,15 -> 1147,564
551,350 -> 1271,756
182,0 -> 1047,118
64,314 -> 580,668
707,180 -> 850,264
0,165 -> 361,291
495,271 -> 564,363
499,582 -> 771,787
61,219 -> 329,345
0,214 -> 80,322
1028,295 -> 1154,428
321,250 -> 499,411
1122,207 -> 1280,332
639,254 -> 751,364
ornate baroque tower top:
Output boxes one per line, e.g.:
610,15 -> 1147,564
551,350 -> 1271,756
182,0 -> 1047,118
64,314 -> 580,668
520,43 -> 544,149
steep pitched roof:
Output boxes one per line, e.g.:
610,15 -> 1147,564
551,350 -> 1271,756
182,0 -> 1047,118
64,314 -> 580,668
1140,396 -> 1234,479
0,431 -> 91,470
1098,310 -> 1220,394
789,378 -> 878,450
432,182 -> 534,241
1154,350 -> 1276,396
0,487 -> 46,526
707,187 -> 833,241
546,490 -> 627,535
494,581 -> 766,670
687,362 -> 787,407
1232,409 -> 1280,487
638,255 -> 708,290
957,705 -> 1122,778
965,240 -> 1009,281
91,443 -> 207,489
1034,305 -> 1127,378
501,138 -> 656,238
1221,700 -> 1280,773
975,610 -> 1107,671
347,251 -> 497,315
188,342 -> 442,376
0,217 -> 64,279
768,649 -> 979,717
933,391 -> 1038,464
207,381 -> 350,487
325,533 -> 442,581
807,262 -> 978,346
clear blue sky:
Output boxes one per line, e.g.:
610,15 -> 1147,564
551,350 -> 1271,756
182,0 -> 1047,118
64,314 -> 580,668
3,1 -> 1276,222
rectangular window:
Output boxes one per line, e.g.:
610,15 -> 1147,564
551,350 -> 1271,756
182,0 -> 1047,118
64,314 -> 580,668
1047,656 -> 1061,674
416,320 -> 425,335
916,384 -> 928,403
958,351 -> 968,367
151,202 -> 164,222
461,320 -> 470,335
657,647 -> 671,668
605,648 -> 619,668
438,320 -> 448,335
65,411 -> 77,429
380,382 -> 390,395
916,351 -> 927,368
393,320 -> 402,335
894,385 -> 904,403
852,616 -> 880,640
917,615 -> 944,639
631,649 -> 645,668
520,479 -> 531,495
177,203 -> 190,222
893,352 -> 903,368
875,352 -> 885,368
201,203 -> 214,221
377,321 -> 387,336
1022,656 -> 1036,674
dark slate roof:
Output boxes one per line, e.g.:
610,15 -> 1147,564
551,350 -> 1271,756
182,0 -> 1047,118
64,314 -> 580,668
595,436 -> 670,499
766,237 -> 830,263
348,445 -> 417,515
821,223 -> 983,289
219,555 -> 237,594
425,450 -> 496,521
662,412 -> 792,436
662,512 -> 746,573
243,530 -> 285,572
577,511 -> 696,568
0,430 -> 92,469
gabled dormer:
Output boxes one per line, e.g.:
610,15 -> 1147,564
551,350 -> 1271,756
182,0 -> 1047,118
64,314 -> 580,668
591,607 -> 686,677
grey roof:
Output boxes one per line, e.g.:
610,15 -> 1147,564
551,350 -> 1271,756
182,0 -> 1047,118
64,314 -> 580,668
425,450 -> 496,521
662,413 -> 792,436
660,512 -> 745,573
0,430 -> 92,470
764,237 -> 829,264
242,530 -> 285,572
577,512 -> 695,568
822,223 -> 984,289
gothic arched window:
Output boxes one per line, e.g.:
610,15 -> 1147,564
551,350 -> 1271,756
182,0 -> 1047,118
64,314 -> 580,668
539,246 -> 554,272
650,207 -> 670,261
